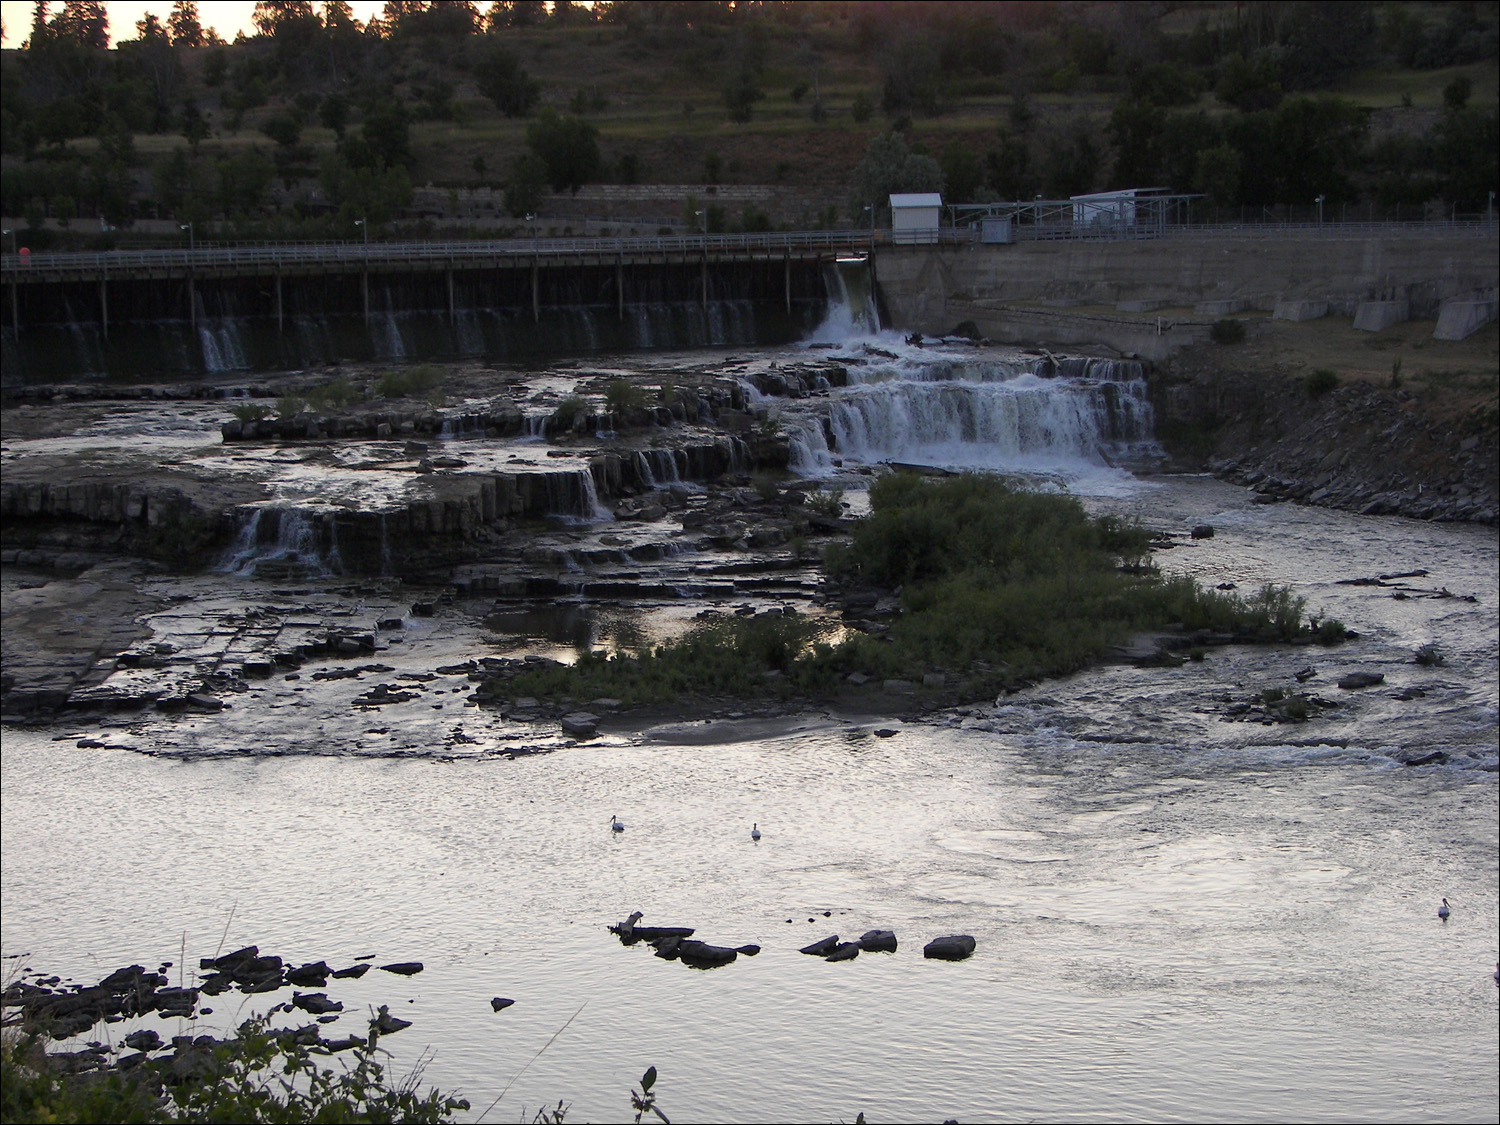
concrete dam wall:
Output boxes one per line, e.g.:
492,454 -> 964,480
873,231 -> 1500,359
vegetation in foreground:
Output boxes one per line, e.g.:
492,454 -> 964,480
0,1014 -> 468,1124
0,1009 -> 679,1125
488,472 -> 1344,710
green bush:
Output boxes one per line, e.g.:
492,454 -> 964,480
549,395 -> 592,433
805,486 -> 845,519
1210,318 -> 1246,344
1305,368 -> 1340,398
230,403 -> 270,423
487,473 -> 1342,709
376,364 -> 445,401
0,1014 -> 468,1124
604,379 -> 650,419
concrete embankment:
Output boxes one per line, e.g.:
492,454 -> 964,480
873,232 -> 1499,357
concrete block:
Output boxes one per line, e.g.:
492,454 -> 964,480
1273,300 -> 1328,322
1194,299 -> 1245,316
1116,298 -> 1166,313
1353,300 -> 1410,332
1433,299 -> 1498,341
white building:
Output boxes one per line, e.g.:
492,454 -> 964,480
889,193 -> 942,245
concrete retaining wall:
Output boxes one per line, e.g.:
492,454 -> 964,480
873,233 -> 1500,337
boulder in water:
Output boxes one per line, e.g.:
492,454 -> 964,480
923,935 -> 977,961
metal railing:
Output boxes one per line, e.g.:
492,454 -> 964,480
0,230 -> 879,281
3,220 -> 1494,280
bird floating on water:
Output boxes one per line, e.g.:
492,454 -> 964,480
1438,897 -> 1451,920
751,823 -> 761,841
610,815 -> 625,833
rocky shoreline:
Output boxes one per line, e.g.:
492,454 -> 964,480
1153,345 -> 1498,525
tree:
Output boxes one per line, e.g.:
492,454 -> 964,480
723,68 -> 764,123
475,43 -> 540,117
262,109 -> 302,148
503,151 -> 548,215
880,33 -> 946,117
168,0 -> 204,46
180,100 -> 209,149
525,109 -> 601,193
27,1 -> 50,49
1432,107 -> 1499,211
252,1 -> 315,37
1193,143 -> 1242,208
848,132 -> 943,222
940,139 -> 984,203
320,93 -> 349,137
53,1 -> 109,48
1215,53 -> 1282,112
1443,76 -> 1472,112
984,128 -> 1035,201
356,98 -> 413,169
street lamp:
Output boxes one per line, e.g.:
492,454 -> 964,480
1315,194 -> 1325,227
863,204 -> 873,242
2,229 -> 14,254
354,217 -> 367,244
180,222 -> 194,251
694,209 -> 704,235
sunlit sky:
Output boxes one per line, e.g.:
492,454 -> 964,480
0,2 -> 391,46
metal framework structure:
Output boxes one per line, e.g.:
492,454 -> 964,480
947,191 -> 1203,241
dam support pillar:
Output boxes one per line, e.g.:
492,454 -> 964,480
99,278 -> 107,339
531,259 -> 539,323
275,273 -> 283,333
361,270 -> 370,325
617,257 -> 624,320
446,268 -> 455,324
784,251 -> 791,314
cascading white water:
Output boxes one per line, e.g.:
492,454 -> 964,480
807,259 -> 880,341
795,284 -> 1159,490
826,374 -> 1154,471
218,505 -> 341,576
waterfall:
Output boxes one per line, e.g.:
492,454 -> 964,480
807,259 -> 880,342
218,505 -> 342,577
634,449 -> 684,488
826,375 -> 1155,470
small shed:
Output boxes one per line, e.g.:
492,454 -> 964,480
889,193 -> 943,245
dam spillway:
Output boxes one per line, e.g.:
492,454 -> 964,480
0,233 -> 871,381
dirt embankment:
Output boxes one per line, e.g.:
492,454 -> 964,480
1151,316 -> 1499,524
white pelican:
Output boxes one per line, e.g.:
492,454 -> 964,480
751,823 -> 762,841
610,815 -> 625,833
1437,897 -> 1451,920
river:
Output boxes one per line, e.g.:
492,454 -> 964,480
1,329 -> 1497,1123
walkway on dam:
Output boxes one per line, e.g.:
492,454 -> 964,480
0,230 -> 879,284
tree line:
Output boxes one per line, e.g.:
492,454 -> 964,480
1,1 -> 1495,246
